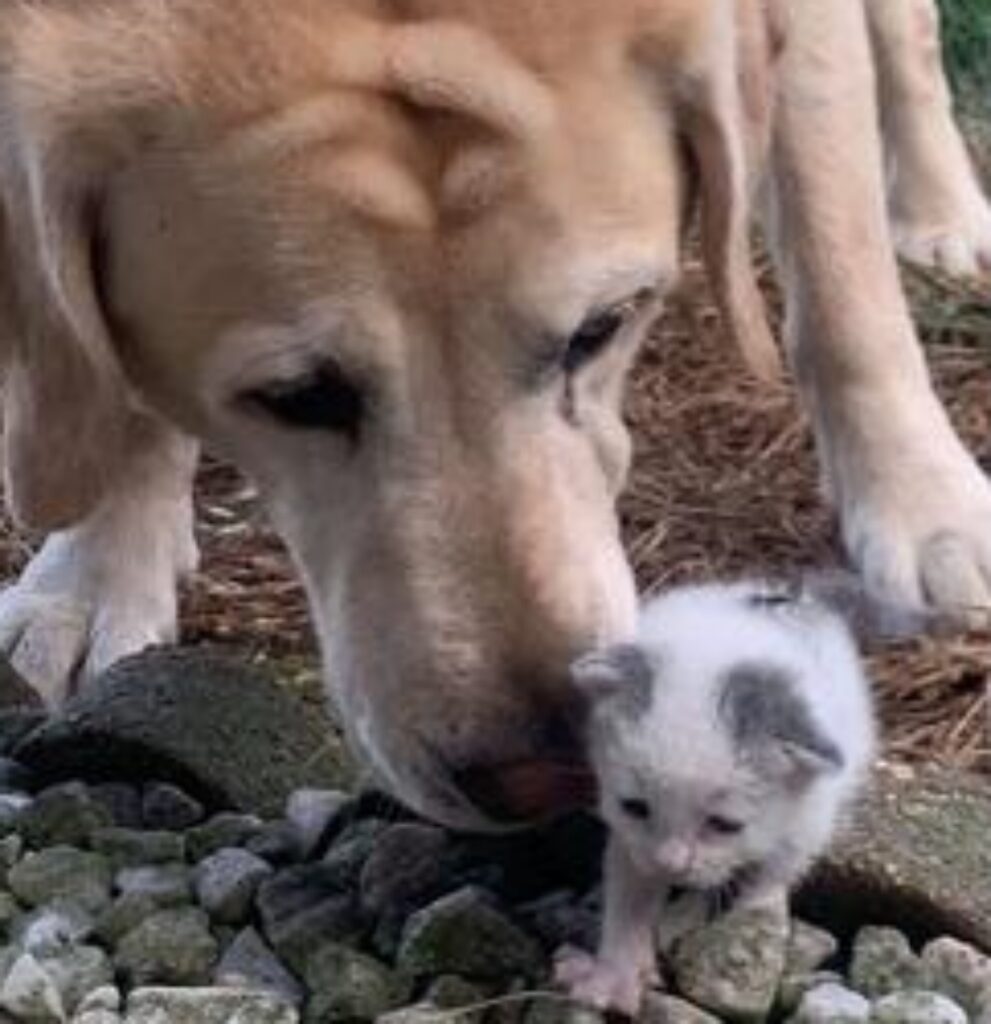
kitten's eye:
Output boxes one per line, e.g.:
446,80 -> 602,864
705,815 -> 745,837
240,362 -> 365,440
620,798 -> 651,822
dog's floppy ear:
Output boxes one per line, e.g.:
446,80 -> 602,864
651,0 -> 781,382
0,8 -> 170,530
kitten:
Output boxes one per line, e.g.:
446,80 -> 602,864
554,579 -> 877,1016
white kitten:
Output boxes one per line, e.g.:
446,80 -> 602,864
555,579 -> 877,1016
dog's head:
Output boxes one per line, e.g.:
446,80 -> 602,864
0,0 -> 775,828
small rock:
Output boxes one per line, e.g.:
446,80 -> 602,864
215,927 -> 305,1008
91,828 -> 184,869
786,921 -> 839,976
73,1012 -> 121,1024
378,1006 -> 449,1024
778,972 -> 846,1016
187,813 -> 264,863
195,848 -> 272,925
850,928 -> 929,999
872,991 -> 968,1024
426,975 -> 487,1011
639,993 -> 721,1024
77,986 -> 121,1013
285,789 -> 350,859
141,783 -> 205,831
0,952 -> 64,1022
11,902 -> 94,955
790,982 -> 870,1024
303,943 -> 411,1022
17,782 -> 113,849
94,894 -> 161,946
88,784 -> 143,830
8,847 -> 112,913
256,865 -> 366,974
517,891 -> 599,954
397,887 -> 544,982
921,936 -> 991,1020
0,896 -> 18,940
360,824 -> 451,920
524,1000 -> 605,1024
0,835 -> 22,871
126,986 -> 298,1024
115,863 -> 191,907
39,944 -> 112,1016
115,907 -> 218,986
321,834 -> 377,891
246,821 -> 304,867
670,905 -> 789,1023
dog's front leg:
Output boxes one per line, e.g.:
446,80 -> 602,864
866,0 -> 991,275
0,415 -> 199,705
767,0 -> 991,621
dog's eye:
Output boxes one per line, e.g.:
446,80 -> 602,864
240,363 -> 364,440
564,291 -> 654,373
705,815 -> 745,837
620,797 -> 651,821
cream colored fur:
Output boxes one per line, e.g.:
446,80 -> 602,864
0,0 -> 987,826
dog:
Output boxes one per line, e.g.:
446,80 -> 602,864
0,0 -> 988,830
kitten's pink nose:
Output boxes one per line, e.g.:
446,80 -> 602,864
656,839 -> 693,876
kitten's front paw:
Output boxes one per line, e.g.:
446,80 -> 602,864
553,947 -> 645,1017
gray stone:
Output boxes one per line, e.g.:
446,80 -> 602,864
39,944 -> 113,1016
669,905 -> 789,1023
285,789 -> 350,859
524,999 -> 606,1024
90,828 -> 185,869
921,936 -> 991,1020
871,992 -> 968,1024
425,975 -> 487,1012
790,983 -> 871,1024
115,863 -> 191,907
195,848 -> 272,925
786,921 -> 839,976
126,987 -> 298,1024
778,972 -> 846,1016
94,894 -> 161,946
360,824 -> 451,921
8,847 -> 112,913
0,835 -> 22,871
256,864 -> 366,974
246,822 -> 303,867
800,764 -> 991,951
187,813 -> 264,863
0,952 -> 63,1022
141,783 -> 205,831
378,1006 -> 451,1024
321,834 -> 377,892
115,907 -> 218,986
16,648 -> 354,817
215,927 -> 305,1008
638,993 -> 721,1024
303,943 -> 411,1022
849,928 -> 929,1000
73,1012 -> 121,1024
0,794 -> 30,835
0,896 -> 18,940
11,901 -> 95,955
17,782 -> 113,849
88,784 -> 143,830
397,887 -> 544,982
77,986 -> 121,1013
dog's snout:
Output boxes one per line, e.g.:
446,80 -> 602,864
453,758 -> 597,824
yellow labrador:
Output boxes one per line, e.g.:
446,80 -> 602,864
0,0 -> 988,828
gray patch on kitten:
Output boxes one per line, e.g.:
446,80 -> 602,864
571,643 -> 654,717
719,661 -> 845,771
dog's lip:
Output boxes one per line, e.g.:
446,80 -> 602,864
454,757 -> 598,824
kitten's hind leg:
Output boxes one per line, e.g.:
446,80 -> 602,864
554,838 -> 662,1016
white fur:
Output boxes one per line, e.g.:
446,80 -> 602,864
557,580 -> 876,1015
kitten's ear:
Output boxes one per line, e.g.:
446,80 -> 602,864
570,644 -> 654,713
720,663 -> 844,783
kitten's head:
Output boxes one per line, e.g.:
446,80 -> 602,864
572,643 -> 844,889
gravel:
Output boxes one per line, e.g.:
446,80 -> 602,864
0,763 -> 981,1022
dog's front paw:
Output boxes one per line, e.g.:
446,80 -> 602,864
554,947 -> 646,1017
842,439 -> 991,626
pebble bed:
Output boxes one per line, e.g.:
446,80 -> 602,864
0,766 -> 987,1024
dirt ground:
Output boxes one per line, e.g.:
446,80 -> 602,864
0,186 -> 989,775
